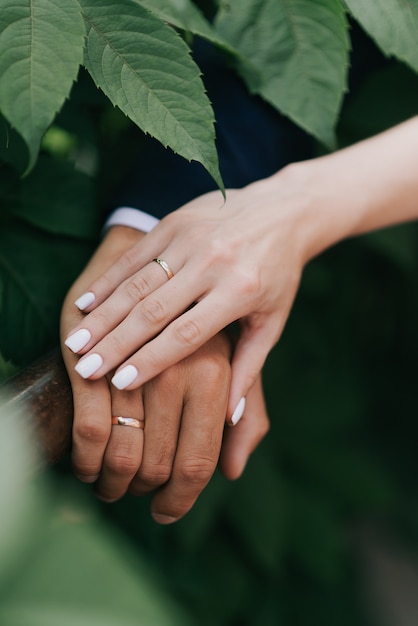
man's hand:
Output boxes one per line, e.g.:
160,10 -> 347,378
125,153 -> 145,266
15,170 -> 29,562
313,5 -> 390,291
61,226 -> 269,523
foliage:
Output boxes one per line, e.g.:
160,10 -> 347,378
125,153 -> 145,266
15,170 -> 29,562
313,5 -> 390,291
0,396 -> 192,626
1,1 -> 418,626
0,0 -> 416,371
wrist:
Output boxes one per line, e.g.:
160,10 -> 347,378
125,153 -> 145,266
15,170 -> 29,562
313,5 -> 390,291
266,161 -> 342,267
288,118 -> 418,265
281,158 -> 353,264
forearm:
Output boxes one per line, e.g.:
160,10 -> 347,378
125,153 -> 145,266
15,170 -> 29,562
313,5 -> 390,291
287,116 -> 418,263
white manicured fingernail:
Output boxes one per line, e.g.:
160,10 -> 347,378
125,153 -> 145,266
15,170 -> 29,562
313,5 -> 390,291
74,291 -> 95,311
74,353 -> 103,378
231,397 -> 246,425
65,328 -> 91,353
111,365 -> 138,390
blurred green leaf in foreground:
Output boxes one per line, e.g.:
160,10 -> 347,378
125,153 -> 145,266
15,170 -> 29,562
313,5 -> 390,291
0,394 -> 193,626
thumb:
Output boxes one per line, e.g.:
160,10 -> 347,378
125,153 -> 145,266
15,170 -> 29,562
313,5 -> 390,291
226,316 -> 280,426
220,375 -> 269,480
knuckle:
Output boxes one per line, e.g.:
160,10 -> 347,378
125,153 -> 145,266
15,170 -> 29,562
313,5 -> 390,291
139,297 -> 166,326
73,460 -> 100,477
94,272 -> 116,293
74,418 -> 108,446
106,453 -> 138,477
259,414 -> 270,439
195,352 -> 229,384
161,212 -> 179,230
163,210 -> 190,232
252,413 -> 270,448
89,307 -> 114,330
178,456 -> 215,486
106,330 -> 130,359
152,365 -> 183,393
174,318 -> 201,347
125,275 -> 151,304
235,267 -> 260,299
121,245 -> 142,272
138,462 -> 172,487
206,236 -> 231,264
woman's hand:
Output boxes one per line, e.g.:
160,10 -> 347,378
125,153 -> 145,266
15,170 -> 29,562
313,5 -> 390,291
64,166 -> 311,422
65,117 -> 418,420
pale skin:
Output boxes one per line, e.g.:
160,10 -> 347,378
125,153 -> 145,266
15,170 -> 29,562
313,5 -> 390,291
60,226 -> 269,524
65,117 -> 418,420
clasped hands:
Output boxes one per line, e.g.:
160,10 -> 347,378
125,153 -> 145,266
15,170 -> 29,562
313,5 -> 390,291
61,223 -> 270,524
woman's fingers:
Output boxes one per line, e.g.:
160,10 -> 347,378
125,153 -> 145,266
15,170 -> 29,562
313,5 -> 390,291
69,286 -> 237,388
219,375 -> 270,480
226,315 -> 283,423
73,220 -> 177,312
94,385 -> 144,502
65,260 -> 180,355
74,192 -> 223,313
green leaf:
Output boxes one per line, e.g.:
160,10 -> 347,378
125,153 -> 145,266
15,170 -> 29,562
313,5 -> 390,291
0,397 -> 49,588
338,62 -> 418,146
138,0 -> 218,40
0,480 -> 192,626
0,0 -> 86,172
345,0 -> 418,73
137,0 -> 237,54
215,0 -> 350,147
0,219 -> 94,365
7,156 -> 100,239
0,350 -> 18,383
80,0 -> 223,190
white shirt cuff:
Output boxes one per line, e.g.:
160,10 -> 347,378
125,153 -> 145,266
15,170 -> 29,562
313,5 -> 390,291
103,207 -> 160,234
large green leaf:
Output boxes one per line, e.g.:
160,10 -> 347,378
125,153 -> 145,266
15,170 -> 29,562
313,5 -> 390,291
138,0 -> 219,41
215,0 -> 350,147
0,351 -> 18,383
0,219 -> 93,365
80,0 -> 223,189
5,156 -> 100,239
0,398 -> 49,587
0,483 -> 192,626
0,0 -> 85,171
345,0 -> 418,72
137,0 -> 237,55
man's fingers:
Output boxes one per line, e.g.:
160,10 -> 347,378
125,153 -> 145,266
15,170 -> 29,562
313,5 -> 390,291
71,376 -> 112,482
148,339 -> 230,524
95,385 -> 144,502
220,375 -> 270,481
128,366 -> 184,497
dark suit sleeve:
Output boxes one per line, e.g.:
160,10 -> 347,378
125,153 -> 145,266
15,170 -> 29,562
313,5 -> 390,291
108,40 -> 313,221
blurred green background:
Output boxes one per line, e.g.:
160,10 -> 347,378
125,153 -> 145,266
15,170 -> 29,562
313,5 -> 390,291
2,26 -> 418,626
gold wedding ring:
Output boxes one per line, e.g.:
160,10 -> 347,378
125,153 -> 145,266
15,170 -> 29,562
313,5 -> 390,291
111,416 -> 144,429
153,257 -> 174,280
